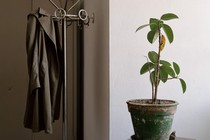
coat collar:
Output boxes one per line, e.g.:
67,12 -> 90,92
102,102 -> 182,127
38,7 -> 49,16
30,8 -> 57,46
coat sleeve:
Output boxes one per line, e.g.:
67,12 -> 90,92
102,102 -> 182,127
26,15 -> 41,91
24,14 -> 44,133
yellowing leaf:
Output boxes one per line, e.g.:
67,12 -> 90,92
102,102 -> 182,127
160,35 -> 166,51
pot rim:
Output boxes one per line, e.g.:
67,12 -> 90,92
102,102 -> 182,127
126,99 -> 179,107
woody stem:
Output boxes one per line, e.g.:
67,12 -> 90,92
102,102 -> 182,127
153,21 -> 161,104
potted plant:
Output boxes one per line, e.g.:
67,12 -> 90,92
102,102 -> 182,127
127,13 -> 187,140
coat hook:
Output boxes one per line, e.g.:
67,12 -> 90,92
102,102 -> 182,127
78,9 -> 88,21
54,8 -> 67,19
82,12 -> 95,27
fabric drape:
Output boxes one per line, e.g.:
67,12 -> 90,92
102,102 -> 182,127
24,8 -> 63,134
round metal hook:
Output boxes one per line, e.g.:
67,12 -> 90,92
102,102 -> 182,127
54,8 -> 66,19
78,9 -> 88,21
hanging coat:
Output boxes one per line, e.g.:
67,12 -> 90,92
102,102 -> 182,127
24,8 -> 63,134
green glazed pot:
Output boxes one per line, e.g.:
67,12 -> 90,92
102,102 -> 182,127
127,99 -> 178,140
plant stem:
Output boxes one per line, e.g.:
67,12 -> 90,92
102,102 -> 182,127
153,21 -> 162,104
145,56 -> 155,100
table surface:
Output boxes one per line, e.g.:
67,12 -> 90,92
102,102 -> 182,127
128,137 -> 195,140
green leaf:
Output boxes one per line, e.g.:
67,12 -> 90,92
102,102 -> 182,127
140,62 -> 155,75
161,65 -> 175,77
148,51 -> 158,63
147,18 -> 163,44
159,66 -> 168,83
160,60 -> 171,66
173,62 -> 180,75
179,78 -> 187,93
162,24 -> 174,43
147,30 -> 159,44
149,18 -> 158,30
160,13 -> 179,21
136,24 -> 150,32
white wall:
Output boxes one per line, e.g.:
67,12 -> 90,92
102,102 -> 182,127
110,0 -> 210,140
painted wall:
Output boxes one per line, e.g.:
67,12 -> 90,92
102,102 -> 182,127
0,1 -> 31,139
84,0 -> 109,140
110,0 -> 210,140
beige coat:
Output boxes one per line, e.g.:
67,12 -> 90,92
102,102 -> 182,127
24,8 -> 63,134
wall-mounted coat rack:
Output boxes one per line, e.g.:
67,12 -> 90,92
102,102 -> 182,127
50,0 -> 94,27
48,0 -> 94,140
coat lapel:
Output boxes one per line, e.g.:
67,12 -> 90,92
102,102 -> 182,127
37,8 -> 57,47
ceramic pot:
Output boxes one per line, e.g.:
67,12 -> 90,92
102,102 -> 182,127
127,99 -> 178,140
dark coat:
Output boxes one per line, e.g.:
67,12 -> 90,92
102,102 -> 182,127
24,8 -> 63,134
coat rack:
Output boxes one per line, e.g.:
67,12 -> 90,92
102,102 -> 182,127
49,0 -> 94,140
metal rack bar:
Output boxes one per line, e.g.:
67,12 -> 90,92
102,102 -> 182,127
62,17 -> 68,140
48,1 -> 94,140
